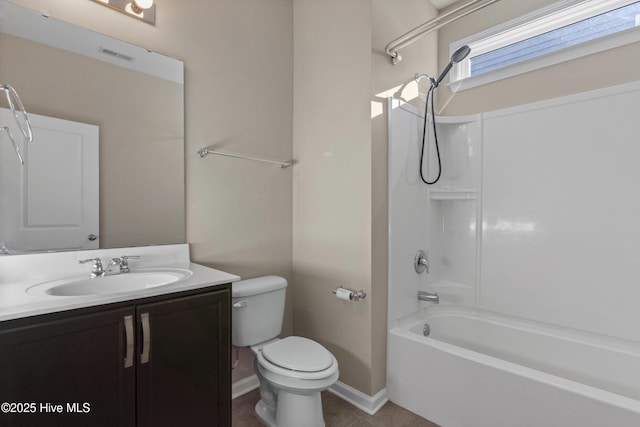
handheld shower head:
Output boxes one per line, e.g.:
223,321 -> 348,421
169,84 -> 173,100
417,44 -> 471,186
434,45 -> 470,87
451,45 -> 472,63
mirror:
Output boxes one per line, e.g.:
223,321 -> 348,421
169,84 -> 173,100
0,0 -> 185,253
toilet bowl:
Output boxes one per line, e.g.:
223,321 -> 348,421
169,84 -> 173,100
251,336 -> 339,426
232,276 -> 339,427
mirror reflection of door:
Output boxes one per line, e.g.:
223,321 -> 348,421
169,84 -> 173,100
0,107 -> 98,253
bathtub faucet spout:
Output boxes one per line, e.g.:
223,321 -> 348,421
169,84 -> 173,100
418,291 -> 439,304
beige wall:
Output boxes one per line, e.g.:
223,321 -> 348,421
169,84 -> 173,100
437,0 -> 640,114
292,0 -> 436,396
293,0 -> 373,394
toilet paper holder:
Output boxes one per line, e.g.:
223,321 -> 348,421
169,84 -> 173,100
333,286 -> 367,301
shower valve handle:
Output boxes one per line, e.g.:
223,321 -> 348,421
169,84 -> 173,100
414,250 -> 429,274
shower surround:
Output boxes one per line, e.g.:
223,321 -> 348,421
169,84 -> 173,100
386,80 -> 640,426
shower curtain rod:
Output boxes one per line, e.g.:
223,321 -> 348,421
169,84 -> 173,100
197,148 -> 293,169
385,0 -> 501,65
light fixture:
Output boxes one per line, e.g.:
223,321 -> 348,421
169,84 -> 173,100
90,0 -> 156,25
132,0 -> 153,12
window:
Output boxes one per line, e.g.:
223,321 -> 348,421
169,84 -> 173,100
450,0 -> 640,90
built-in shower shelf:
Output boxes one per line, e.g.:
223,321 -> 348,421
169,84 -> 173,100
429,189 -> 478,200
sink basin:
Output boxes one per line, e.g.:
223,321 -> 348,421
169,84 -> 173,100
27,269 -> 193,297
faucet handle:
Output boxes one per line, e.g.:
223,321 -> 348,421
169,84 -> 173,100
119,255 -> 140,273
78,257 -> 104,277
78,257 -> 102,266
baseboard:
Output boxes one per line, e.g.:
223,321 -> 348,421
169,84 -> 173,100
232,376 -> 389,416
328,381 -> 388,416
232,374 -> 259,400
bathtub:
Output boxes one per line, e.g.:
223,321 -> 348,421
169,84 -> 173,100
386,305 -> 640,427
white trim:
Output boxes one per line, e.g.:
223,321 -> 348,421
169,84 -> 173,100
231,376 -> 390,416
457,0 -> 639,57
448,0 -> 640,91
328,381 -> 389,416
232,375 -> 260,400
450,27 -> 640,92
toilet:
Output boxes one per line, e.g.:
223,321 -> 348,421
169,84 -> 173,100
232,276 -> 339,427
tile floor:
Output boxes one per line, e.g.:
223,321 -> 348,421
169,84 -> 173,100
232,388 -> 440,427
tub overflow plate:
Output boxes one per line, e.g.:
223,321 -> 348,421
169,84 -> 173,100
423,323 -> 431,337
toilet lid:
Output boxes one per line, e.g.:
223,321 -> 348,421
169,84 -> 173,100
262,336 -> 333,373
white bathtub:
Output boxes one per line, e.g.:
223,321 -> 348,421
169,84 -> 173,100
387,305 -> 640,427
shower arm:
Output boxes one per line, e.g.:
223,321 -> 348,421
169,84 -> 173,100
384,0 -> 500,65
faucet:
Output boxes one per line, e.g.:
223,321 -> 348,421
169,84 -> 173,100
78,258 -> 105,278
418,291 -> 439,304
79,255 -> 140,277
107,255 -> 140,274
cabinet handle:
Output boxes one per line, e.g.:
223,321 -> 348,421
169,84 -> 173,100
124,315 -> 134,368
140,312 -> 150,364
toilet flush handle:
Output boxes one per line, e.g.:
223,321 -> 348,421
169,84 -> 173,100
233,300 -> 247,309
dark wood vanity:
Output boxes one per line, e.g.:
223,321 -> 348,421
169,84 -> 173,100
0,284 -> 231,427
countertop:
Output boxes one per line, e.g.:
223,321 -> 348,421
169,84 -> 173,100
0,244 -> 240,322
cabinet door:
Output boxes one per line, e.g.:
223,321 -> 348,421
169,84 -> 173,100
0,307 -> 136,427
136,289 -> 230,427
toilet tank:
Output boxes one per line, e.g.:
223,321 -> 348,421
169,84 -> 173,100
232,276 -> 287,347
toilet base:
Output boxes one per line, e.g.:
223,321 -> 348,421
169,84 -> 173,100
255,400 -> 276,427
254,391 -> 325,427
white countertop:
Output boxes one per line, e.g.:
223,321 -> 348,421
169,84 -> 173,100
0,244 -> 240,322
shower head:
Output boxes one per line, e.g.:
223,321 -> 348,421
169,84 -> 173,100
451,45 -> 472,63
434,45 -> 471,87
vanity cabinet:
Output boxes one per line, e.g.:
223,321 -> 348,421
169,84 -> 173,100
0,306 -> 135,426
136,290 -> 230,427
0,286 -> 231,427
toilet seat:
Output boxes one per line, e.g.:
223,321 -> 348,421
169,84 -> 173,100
256,336 -> 339,381
262,336 -> 333,373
